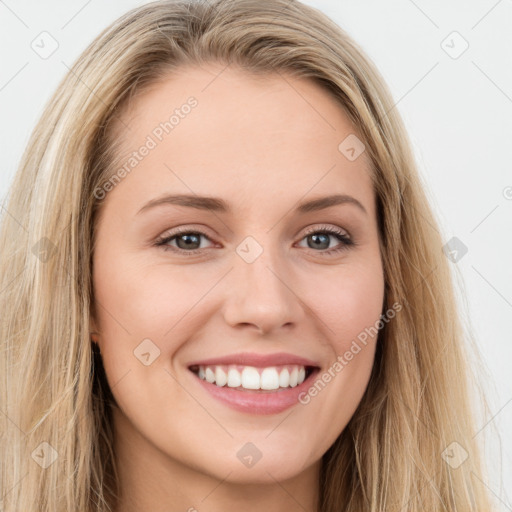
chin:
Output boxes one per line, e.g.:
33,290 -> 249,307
197,448 -> 316,484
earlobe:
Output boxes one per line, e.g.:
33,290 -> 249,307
89,313 -> 99,343
90,332 -> 102,356
90,318 -> 101,346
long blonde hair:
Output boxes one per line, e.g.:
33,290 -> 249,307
0,0 -> 496,510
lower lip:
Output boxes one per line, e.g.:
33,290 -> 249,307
190,369 -> 320,415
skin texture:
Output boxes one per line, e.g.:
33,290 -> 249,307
90,63 -> 385,512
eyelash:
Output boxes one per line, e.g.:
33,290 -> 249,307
154,224 -> 355,257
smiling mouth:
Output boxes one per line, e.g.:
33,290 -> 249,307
188,364 -> 318,392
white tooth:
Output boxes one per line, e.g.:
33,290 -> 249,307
279,368 -> 290,388
260,367 -> 280,390
205,367 -> 215,383
227,367 -> 242,387
297,366 -> 306,385
289,367 -> 299,387
215,367 -> 227,386
198,367 -> 205,380
241,367 -> 260,389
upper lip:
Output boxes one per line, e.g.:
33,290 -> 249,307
187,352 -> 321,369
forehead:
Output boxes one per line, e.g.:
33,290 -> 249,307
115,63 -> 360,147
103,64 -> 374,217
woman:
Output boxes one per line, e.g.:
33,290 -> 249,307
0,0 -> 496,510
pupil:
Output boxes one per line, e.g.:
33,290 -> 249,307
178,234 -> 199,249
310,233 -> 329,250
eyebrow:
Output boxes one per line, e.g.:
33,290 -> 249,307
136,193 -> 368,216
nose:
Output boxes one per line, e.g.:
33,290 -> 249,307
222,241 -> 304,336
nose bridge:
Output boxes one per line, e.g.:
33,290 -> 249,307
223,233 -> 301,333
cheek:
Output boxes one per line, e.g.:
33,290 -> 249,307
311,262 -> 385,350
93,249 -> 200,341
92,254 -> 212,410
295,263 -> 383,426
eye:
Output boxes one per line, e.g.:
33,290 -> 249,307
296,224 -> 355,255
154,224 -> 355,256
154,227 -> 215,255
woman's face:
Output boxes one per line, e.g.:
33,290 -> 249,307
91,63 -> 385,485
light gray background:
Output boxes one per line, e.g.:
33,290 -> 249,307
1,0 -> 511,506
